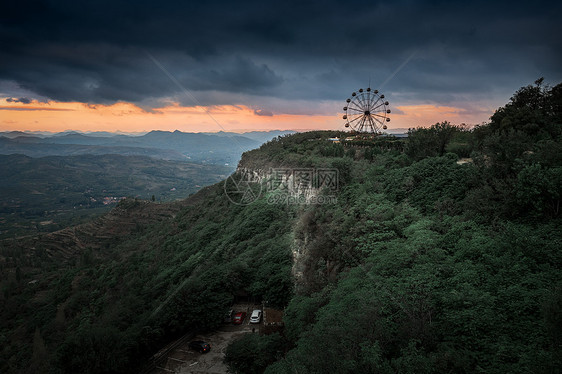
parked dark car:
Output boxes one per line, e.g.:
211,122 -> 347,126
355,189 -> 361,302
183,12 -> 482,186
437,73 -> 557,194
232,312 -> 246,325
189,340 -> 211,353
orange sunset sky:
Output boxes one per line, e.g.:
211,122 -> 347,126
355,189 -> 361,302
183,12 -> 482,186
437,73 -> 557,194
0,98 -> 495,134
1,0 -> 559,136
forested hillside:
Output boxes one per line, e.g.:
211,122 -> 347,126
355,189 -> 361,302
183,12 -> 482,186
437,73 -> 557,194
0,178 -> 295,373
1,80 -> 560,374
227,79 -> 562,374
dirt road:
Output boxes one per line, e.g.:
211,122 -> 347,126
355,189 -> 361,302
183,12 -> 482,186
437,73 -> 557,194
151,303 -> 260,374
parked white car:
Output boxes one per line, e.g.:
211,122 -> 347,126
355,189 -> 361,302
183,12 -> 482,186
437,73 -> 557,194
250,309 -> 262,323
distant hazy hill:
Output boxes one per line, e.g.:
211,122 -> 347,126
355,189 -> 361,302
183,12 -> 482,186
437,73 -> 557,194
0,131 -> 46,139
0,130 -> 287,237
201,130 -> 295,143
0,130 -> 266,165
0,137 -> 189,160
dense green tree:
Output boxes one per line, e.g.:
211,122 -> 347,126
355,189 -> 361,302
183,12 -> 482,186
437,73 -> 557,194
225,333 -> 285,374
405,121 -> 460,160
489,78 -> 562,139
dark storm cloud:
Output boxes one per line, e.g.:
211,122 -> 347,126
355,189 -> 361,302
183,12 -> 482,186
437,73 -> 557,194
0,0 -> 561,109
0,107 -> 72,111
254,109 -> 274,116
6,97 -> 32,104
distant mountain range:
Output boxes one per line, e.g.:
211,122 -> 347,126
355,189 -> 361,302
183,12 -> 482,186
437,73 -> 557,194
0,130 -> 295,164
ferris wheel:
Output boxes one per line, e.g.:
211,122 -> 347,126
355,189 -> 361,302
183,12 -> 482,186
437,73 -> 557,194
343,88 -> 391,133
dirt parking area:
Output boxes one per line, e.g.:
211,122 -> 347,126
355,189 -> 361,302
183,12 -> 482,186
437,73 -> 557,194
151,303 -> 261,374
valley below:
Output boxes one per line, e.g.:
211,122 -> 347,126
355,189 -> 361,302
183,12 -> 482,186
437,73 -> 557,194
0,154 -> 231,239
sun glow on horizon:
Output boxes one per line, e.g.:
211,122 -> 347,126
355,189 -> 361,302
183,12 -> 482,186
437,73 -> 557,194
0,98 -> 493,133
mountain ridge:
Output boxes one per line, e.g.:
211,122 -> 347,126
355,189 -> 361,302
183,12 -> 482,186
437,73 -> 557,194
0,130 -> 266,164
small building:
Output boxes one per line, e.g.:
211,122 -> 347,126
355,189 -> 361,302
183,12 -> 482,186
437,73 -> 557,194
261,307 -> 284,335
